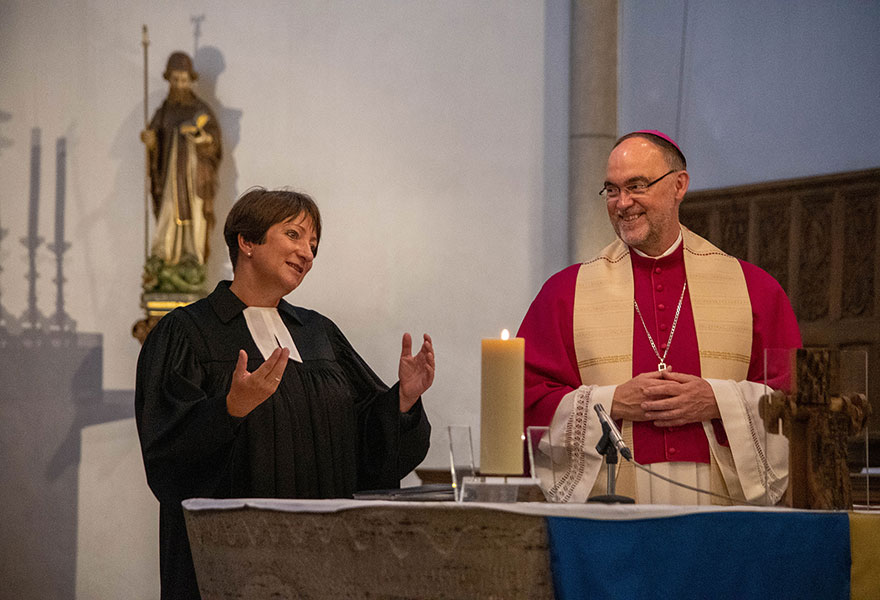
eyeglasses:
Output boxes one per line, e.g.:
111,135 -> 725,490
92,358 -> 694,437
599,169 -> 677,200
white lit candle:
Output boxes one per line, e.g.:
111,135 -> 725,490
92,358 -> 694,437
480,329 -> 525,475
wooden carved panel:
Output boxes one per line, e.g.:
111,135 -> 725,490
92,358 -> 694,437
798,194 -> 833,322
682,208 -> 710,241
755,200 -> 790,291
719,201 -> 749,265
842,190 -> 876,319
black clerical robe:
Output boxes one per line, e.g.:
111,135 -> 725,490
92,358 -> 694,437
135,281 -> 431,599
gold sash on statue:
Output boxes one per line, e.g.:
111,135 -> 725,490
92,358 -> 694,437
573,227 -> 753,501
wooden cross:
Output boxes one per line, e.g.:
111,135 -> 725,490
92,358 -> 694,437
759,349 -> 870,510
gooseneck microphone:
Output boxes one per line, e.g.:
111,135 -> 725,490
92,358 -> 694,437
593,403 -> 632,461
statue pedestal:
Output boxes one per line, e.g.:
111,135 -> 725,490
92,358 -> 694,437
132,292 -> 203,344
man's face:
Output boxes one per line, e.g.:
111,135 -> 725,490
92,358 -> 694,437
604,137 -> 688,256
168,70 -> 192,93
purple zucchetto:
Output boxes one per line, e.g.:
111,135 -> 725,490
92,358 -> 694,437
631,129 -> 687,168
635,130 -> 680,152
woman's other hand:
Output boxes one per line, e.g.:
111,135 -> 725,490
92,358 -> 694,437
226,347 -> 289,417
398,333 -> 434,412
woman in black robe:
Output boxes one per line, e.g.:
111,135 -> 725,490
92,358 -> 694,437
135,188 -> 434,599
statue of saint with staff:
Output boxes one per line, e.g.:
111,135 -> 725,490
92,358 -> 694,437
140,50 -> 222,293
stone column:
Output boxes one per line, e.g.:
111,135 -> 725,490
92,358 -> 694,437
569,0 -> 618,262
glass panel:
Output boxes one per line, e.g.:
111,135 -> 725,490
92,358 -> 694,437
840,350 -> 872,508
761,348 -> 797,506
447,425 -> 476,503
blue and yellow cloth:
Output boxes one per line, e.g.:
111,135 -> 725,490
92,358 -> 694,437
547,510 -> 880,600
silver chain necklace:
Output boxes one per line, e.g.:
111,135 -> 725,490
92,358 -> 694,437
633,282 -> 687,372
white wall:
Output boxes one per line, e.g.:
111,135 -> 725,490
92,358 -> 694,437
0,1 -> 569,597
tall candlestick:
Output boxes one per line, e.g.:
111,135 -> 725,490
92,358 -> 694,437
54,137 -> 65,249
21,128 -> 45,330
27,128 -> 41,247
480,329 -> 525,475
48,137 -> 74,333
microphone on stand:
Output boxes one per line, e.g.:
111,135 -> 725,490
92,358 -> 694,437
593,404 -> 632,461
588,403 -> 635,504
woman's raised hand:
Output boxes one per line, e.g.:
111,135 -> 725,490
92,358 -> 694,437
398,333 -> 435,413
226,347 -> 289,417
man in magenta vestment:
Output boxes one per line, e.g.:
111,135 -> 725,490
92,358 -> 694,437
517,131 -> 801,504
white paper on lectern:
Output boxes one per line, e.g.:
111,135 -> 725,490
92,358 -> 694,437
181,497 -> 807,520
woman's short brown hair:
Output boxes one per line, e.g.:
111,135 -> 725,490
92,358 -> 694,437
224,187 -> 322,269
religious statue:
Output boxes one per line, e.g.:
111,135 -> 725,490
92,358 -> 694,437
140,51 -> 222,294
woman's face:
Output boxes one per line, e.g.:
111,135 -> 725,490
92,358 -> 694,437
249,212 -> 317,295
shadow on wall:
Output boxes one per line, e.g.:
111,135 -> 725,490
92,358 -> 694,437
0,109 -> 11,155
0,125 -> 134,598
0,332 -> 135,598
0,38 -> 241,598
194,44 -> 242,282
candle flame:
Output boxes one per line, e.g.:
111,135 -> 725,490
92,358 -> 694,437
501,329 -> 510,340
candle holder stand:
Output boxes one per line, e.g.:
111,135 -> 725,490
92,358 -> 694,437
448,425 -> 545,502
